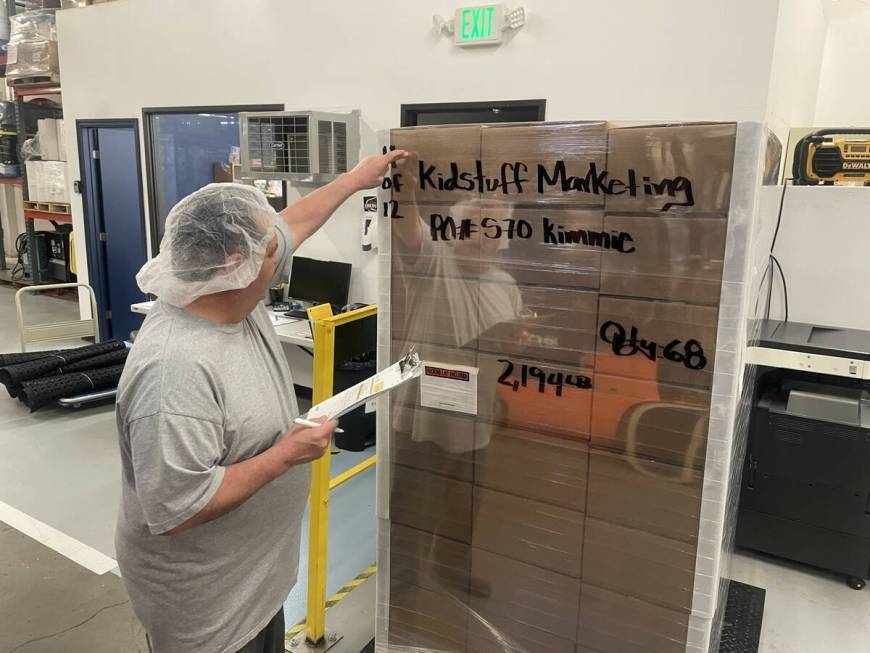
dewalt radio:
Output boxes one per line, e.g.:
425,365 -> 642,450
792,128 -> 870,185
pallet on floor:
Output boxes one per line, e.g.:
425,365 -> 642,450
23,200 -> 71,215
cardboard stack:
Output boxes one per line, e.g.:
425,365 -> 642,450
25,119 -> 68,203
378,121 -> 770,652
37,118 -> 66,162
6,9 -> 59,81
25,160 -> 68,203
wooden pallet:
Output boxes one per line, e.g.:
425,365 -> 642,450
23,200 -> 70,215
7,74 -> 61,87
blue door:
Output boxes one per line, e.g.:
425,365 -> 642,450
79,121 -> 148,341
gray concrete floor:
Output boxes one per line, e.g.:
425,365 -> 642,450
0,523 -> 147,653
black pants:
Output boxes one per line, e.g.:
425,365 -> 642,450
236,610 -> 285,653
146,610 -> 285,653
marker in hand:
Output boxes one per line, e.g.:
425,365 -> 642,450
294,417 -> 344,434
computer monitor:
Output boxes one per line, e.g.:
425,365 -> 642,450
287,256 -> 352,307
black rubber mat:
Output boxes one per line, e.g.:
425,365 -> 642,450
0,340 -> 124,396
719,580 -> 765,653
18,364 -> 125,411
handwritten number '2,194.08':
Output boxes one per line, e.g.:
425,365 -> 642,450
599,321 -> 708,371
497,359 -> 592,397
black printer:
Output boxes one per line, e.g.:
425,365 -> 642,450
738,320 -> 870,590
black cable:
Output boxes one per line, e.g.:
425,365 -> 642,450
752,259 -> 772,318
10,232 -> 27,280
771,180 -> 788,254
771,254 -> 788,323
763,179 -> 791,322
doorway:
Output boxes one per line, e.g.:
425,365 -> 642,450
400,99 -> 546,127
78,120 -> 148,341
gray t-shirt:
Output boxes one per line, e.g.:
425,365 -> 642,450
115,222 -> 306,653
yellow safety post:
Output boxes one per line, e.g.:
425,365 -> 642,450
302,303 -> 378,648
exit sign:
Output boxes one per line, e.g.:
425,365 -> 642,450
454,4 -> 504,46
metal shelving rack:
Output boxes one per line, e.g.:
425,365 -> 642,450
2,0 -> 63,283
15,83 -> 63,283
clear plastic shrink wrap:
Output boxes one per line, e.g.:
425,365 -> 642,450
376,120 -> 778,653
6,9 -> 59,80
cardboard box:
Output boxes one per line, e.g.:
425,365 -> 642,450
596,296 -> 719,389
477,352 -> 593,438
390,270 -> 481,348
25,160 -> 69,203
582,517 -> 697,612
390,340 -> 476,402
586,448 -> 703,543
38,119 -> 60,160
468,613 -> 575,653
604,123 -> 737,216
391,411 -> 474,481
473,424 -> 588,511
391,202 -> 482,280
390,464 -> 473,543
590,372 -> 711,469
390,524 -> 470,598
477,283 -> 598,366
388,579 -> 468,653
471,486 -> 584,576
6,40 -> 59,80
481,122 -> 608,206
470,548 -> 581,641
577,583 -> 690,653
492,208 -> 604,289
493,207 -> 605,288
390,341 -> 479,458
391,126 -> 481,204
600,215 -> 728,305
56,119 -> 67,162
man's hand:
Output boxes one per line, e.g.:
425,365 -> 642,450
279,148 -> 407,248
346,149 -> 408,191
273,418 -> 337,465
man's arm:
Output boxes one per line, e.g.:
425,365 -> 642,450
389,154 -> 425,255
166,419 -> 336,535
280,149 -> 407,247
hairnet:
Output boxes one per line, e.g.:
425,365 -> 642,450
136,183 -> 279,307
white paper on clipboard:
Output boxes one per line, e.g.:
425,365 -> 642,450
306,350 -> 422,421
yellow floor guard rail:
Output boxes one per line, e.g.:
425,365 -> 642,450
305,303 -> 378,646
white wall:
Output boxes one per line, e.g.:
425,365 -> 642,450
56,0 -> 784,305
767,187 -> 869,328
815,0 -> 870,124
765,0 -> 828,146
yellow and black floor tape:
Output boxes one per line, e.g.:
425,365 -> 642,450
285,565 -> 378,640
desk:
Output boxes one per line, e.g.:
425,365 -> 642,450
130,301 -> 315,386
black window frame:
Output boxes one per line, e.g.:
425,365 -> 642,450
400,99 -> 546,127
142,103 -> 284,254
